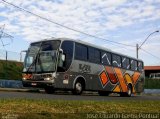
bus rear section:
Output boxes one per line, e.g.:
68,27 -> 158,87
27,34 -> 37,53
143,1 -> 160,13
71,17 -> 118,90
51,40 -> 145,96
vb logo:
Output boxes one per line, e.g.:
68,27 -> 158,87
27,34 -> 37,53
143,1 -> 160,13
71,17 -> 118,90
79,64 -> 91,73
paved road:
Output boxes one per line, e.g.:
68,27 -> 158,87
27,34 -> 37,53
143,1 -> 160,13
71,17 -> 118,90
0,91 -> 159,101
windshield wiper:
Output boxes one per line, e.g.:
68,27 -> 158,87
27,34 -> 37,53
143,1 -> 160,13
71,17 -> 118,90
26,41 -> 43,73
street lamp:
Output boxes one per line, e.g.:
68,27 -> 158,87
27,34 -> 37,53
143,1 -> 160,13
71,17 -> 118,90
136,30 -> 159,59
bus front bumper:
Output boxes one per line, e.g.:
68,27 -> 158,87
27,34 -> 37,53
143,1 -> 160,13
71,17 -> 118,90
22,80 -> 54,88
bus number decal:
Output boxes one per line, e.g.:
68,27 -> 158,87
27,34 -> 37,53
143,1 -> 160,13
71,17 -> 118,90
79,64 -> 91,73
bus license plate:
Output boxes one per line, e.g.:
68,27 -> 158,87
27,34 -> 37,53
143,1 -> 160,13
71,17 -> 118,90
63,80 -> 69,84
31,83 -> 37,86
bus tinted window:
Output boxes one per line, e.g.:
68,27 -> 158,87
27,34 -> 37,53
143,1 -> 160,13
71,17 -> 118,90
135,60 -> 138,71
41,41 -> 60,51
88,47 -> 100,63
75,43 -> 87,61
60,41 -> 73,71
101,52 -> 111,65
94,49 -> 100,63
131,60 -> 134,70
138,61 -> 143,71
122,57 -> 130,69
88,47 -> 94,62
112,54 -> 121,67
131,60 -> 138,71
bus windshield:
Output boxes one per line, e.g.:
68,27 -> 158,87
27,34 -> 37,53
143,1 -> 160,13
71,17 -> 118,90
23,40 -> 61,73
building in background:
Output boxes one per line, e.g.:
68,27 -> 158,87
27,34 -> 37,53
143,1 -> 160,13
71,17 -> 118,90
144,66 -> 160,78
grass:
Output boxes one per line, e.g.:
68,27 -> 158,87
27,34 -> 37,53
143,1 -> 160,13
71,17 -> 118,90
0,60 -> 23,80
0,99 -> 159,119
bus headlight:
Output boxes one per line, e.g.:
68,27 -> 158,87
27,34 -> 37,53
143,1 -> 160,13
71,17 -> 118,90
22,74 -> 32,80
44,77 -> 51,81
22,77 -> 27,80
44,77 -> 55,83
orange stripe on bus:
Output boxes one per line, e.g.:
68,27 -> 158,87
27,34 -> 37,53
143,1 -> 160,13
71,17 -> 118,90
114,68 -> 127,92
100,71 -> 108,86
124,73 -> 133,84
132,72 -> 140,84
105,66 -> 118,84
113,85 -> 121,92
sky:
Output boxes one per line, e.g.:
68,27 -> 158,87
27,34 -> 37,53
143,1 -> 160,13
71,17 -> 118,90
0,0 -> 160,66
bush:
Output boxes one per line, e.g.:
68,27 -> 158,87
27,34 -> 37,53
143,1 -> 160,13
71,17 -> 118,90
0,60 -> 23,80
145,78 -> 160,89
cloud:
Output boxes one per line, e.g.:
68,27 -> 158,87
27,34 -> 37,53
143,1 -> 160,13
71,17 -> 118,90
0,0 -> 131,42
0,0 -> 160,65
0,0 -> 159,41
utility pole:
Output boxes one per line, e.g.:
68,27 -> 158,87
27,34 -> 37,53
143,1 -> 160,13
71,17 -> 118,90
136,30 -> 159,59
0,25 -> 13,79
136,44 -> 139,59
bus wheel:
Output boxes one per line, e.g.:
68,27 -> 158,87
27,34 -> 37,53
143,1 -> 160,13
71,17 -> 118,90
120,84 -> 132,97
45,86 -> 55,94
126,84 -> 132,97
98,91 -> 110,96
72,81 -> 83,95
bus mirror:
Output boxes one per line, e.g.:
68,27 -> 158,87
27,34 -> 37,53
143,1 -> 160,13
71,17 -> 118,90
21,50 -> 27,53
58,53 -> 65,67
61,54 -> 65,62
59,49 -> 63,53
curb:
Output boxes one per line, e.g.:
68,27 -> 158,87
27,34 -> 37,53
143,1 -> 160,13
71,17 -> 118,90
0,88 -> 40,93
0,88 -> 160,96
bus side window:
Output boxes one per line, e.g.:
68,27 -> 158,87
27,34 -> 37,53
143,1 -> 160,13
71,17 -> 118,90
122,57 -> 130,69
112,54 -> 121,67
94,49 -> 101,63
131,60 -> 137,71
59,41 -> 73,72
135,60 -> 138,71
88,47 -> 95,62
88,47 -> 100,63
101,51 -> 111,65
138,61 -> 143,72
75,43 -> 88,61
131,59 -> 134,70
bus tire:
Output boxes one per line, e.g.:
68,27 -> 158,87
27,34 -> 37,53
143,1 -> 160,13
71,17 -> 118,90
72,81 -> 83,95
45,86 -> 55,94
126,84 -> 132,97
120,84 -> 132,97
98,91 -> 110,96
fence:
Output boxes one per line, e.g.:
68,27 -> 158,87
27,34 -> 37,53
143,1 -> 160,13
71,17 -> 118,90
0,49 -> 25,62
0,49 -> 25,80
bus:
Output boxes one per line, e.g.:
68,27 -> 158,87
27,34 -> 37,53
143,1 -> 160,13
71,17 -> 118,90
22,38 -> 145,96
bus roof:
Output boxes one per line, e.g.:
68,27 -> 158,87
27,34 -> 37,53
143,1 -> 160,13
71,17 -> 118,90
31,37 -> 143,62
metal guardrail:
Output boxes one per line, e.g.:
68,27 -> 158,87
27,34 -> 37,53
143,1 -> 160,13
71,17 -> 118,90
0,79 -> 23,88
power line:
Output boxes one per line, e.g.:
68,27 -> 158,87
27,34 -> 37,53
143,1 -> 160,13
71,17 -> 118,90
1,32 -> 14,38
1,0 -> 136,47
108,41 -> 135,52
0,25 -> 13,47
149,61 -> 160,66
140,48 -> 160,60
0,25 -> 6,50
